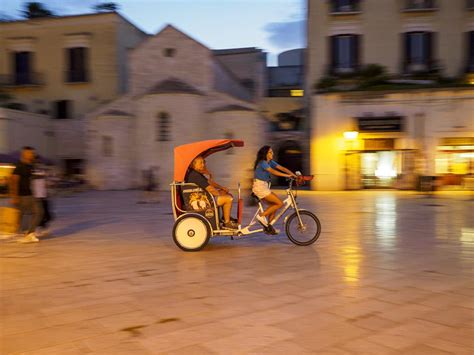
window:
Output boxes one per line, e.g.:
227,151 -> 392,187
331,0 -> 360,13
330,35 -> 360,73
405,0 -> 435,10
468,0 -> 474,9
66,47 -> 88,82
156,112 -> 170,141
13,51 -> 32,85
102,136 -> 113,157
467,31 -> 474,72
163,48 -> 176,57
53,100 -> 72,119
403,32 -> 434,72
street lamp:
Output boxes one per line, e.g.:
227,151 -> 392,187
343,131 -> 359,140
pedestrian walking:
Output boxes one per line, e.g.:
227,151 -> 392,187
9,146 -> 43,243
32,164 -> 53,236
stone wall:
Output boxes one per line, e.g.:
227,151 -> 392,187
0,108 -> 55,159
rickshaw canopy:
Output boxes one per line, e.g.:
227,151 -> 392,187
173,139 -> 244,182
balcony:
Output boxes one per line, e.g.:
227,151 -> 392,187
65,70 -> 89,83
315,63 -> 472,93
0,72 -> 45,87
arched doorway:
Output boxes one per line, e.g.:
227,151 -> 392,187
276,140 -> 303,186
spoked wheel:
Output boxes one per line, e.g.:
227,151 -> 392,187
285,210 -> 321,246
173,214 -> 211,251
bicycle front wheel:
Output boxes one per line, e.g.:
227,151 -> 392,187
285,210 -> 321,246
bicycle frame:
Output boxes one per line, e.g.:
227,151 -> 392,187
239,180 -> 303,236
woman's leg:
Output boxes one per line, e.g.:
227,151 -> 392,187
261,193 -> 283,220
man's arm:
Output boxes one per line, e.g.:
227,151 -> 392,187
205,185 -> 227,197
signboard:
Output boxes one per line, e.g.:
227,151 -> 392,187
357,116 -> 404,132
364,138 -> 395,150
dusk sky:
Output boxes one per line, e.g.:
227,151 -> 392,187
2,0 -> 306,66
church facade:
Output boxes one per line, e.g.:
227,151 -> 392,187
85,25 -> 265,190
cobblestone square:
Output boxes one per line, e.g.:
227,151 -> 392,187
1,191 -> 473,354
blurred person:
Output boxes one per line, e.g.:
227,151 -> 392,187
252,146 -> 296,235
9,146 -> 43,243
138,167 -> 159,203
186,156 -> 238,229
32,165 -> 53,236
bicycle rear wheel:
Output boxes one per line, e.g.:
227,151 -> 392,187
285,210 -> 321,246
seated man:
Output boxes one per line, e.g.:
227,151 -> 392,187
186,156 -> 238,229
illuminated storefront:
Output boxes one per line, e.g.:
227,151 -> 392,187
435,138 -> 474,186
311,89 -> 474,191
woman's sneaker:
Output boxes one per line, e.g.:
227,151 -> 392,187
265,225 -> 280,235
17,233 -> 39,244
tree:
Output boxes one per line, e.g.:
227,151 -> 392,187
22,2 -> 55,19
93,2 -> 120,12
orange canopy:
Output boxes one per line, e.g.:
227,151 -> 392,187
173,139 -> 244,182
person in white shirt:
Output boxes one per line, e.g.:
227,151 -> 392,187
32,165 -> 53,236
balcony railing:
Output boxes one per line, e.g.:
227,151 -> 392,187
0,72 -> 45,86
65,70 -> 89,83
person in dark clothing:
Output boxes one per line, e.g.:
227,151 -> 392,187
186,156 -> 238,229
10,146 -> 43,243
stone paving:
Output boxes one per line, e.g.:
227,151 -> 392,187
0,190 -> 473,354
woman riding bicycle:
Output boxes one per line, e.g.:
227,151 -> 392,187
252,145 -> 296,234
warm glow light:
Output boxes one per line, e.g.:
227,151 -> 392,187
0,165 -> 15,169
290,89 -> 304,97
343,131 -> 359,140
467,74 -> 474,85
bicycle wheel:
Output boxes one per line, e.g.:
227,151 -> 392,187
285,210 -> 321,246
173,214 -> 211,251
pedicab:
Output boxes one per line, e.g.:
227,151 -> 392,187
170,139 -> 321,251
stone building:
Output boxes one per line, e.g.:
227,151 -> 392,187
85,25 -> 265,190
0,12 -> 148,173
261,49 -> 307,185
308,0 -> 474,190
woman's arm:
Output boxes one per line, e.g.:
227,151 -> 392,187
267,167 -> 293,178
275,164 -> 297,177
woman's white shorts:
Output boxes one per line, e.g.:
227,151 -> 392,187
252,179 -> 271,199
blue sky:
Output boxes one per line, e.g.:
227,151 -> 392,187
2,0 -> 306,66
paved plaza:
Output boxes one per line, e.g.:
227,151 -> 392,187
0,190 -> 473,354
